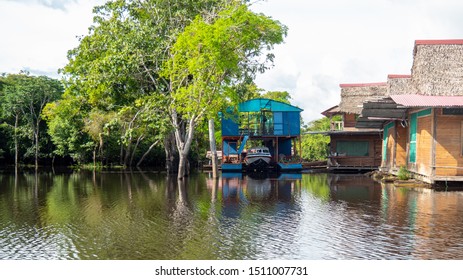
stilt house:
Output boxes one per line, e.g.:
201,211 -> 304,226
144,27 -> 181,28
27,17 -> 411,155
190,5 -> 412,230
321,83 -> 385,171
358,40 -> 463,184
221,98 -> 303,172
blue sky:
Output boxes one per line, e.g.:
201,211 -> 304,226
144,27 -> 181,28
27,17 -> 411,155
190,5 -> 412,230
2,0 -> 463,122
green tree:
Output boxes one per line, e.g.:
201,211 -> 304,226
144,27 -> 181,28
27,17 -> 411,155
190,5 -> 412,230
50,0 -> 233,170
1,73 -> 63,168
43,88 -> 94,164
163,3 -> 287,178
301,116 -> 340,161
261,90 -> 291,104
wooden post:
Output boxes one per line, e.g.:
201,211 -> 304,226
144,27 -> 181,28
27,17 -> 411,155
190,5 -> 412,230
209,119 -> 219,178
431,108 -> 437,179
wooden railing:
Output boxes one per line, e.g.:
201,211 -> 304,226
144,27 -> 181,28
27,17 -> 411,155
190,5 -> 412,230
330,121 -> 343,131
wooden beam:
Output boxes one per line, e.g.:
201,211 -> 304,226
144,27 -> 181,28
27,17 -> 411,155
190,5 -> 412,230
355,122 -> 385,128
362,102 -> 399,109
362,108 -> 406,118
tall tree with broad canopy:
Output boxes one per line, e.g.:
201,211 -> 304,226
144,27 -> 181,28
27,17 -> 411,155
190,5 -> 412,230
1,73 -> 63,168
47,0 -> 236,170
163,3 -> 287,179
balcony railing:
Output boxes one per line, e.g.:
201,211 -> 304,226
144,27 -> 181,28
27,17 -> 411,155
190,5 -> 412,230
330,121 -> 343,131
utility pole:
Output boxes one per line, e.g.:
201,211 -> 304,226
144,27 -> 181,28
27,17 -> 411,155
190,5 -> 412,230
208,119 -> 218,178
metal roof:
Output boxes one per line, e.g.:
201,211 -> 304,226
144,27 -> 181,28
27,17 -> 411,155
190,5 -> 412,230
391,94 -> 463,107
238,98 -> 303,112
356,94 -> 463,129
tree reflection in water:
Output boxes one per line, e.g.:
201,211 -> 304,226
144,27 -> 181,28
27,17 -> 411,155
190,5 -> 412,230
0,170 -> 463,259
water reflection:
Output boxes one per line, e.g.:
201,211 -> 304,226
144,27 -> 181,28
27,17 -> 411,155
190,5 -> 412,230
1,171 -> 463,259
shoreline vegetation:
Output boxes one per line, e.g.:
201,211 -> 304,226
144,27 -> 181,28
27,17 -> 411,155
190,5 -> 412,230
0,1 -> 335,177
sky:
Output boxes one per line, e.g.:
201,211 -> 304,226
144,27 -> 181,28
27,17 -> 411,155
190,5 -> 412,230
1,0 -> 463,122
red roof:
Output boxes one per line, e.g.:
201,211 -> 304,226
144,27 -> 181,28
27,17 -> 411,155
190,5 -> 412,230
391,94 -> 463,107
415,39 -> 463,45
339,82 -> 386,88
387,74 -> 411,79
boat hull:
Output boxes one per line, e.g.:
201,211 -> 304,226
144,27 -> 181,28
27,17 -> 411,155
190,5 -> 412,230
244,147 -> 272,172
244,156 -> 271,171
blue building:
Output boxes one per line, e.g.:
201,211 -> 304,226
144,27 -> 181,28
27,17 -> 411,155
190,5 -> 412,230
221,98 -> 303,172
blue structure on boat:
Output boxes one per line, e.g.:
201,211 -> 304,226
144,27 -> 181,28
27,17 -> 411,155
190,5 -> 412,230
221,98 -> 303,172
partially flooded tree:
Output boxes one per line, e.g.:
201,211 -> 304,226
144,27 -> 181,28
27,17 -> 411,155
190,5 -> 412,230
163,3 -> 287,179
51,0 -> 234,170
1,73 -> 62,168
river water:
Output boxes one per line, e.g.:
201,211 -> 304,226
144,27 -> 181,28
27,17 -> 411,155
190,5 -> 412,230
0,170 -> 462,260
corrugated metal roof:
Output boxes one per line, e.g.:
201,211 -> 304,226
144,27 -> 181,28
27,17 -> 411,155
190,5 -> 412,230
387,74 -> 411,79
415,39 -> 463,46
391,94 -> 463,107
238,98 -> 303,112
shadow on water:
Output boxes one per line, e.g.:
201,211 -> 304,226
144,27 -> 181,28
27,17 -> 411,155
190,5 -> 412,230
1,170 -> 463,260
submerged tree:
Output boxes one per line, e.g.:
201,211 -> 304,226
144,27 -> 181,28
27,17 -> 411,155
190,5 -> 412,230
163,3 -> 287,179
47,0 -> 235,170
46,0 -> 286,175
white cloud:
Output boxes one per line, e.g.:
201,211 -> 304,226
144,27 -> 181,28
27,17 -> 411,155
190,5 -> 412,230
4,0 -> 78,11
2,0 -> 463,123
0,0 -> 104,77
252,0 -> 463,122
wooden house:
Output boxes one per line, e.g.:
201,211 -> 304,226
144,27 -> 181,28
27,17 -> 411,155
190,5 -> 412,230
358,40 -> 463,184
221,98 -> 303,172
321,83 -> 385,171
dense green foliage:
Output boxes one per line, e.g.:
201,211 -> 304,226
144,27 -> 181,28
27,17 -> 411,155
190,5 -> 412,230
163,3 -> 287,177
301,116 -> 340,161
0,73 -> 63,167
44,0 -> 239,169
0,0 -> 288,174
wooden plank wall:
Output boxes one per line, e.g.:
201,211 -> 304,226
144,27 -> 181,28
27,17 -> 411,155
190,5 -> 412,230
374,139 -> 382,166
435,111 -> 463,176
343,113 -> 357,128
416,116 -> 432,176
395,123 -> 408,168
331,134 -> 381,167
386,126 -> 394,168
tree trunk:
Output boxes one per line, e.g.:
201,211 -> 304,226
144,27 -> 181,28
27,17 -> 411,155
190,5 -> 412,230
98,133 -> 104,166
177,152 -> 189,179
173,113 -> 196,180
14,114 -> 19,167
208,119 -> 218,178
34,124 -> 39,170
164,133 -> 177,174
93,145 -> 97,168
120,142 -> 124,166
137,140 -> 159,167
124,137 -> 132,167
130,135 -> 144,167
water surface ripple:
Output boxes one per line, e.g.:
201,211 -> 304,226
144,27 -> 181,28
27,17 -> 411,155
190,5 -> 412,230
1,171 -> 463,259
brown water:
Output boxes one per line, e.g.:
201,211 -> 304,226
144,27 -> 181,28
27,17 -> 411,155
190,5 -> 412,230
0,171 -> 462,260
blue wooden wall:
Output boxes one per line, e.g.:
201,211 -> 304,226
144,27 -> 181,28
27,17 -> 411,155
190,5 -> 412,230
222,99 -> 302,137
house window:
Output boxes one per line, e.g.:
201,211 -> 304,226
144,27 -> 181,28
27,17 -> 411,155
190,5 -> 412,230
444,108 -> 463,115
409,113 -> 417,163
336,141 -> 369,156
